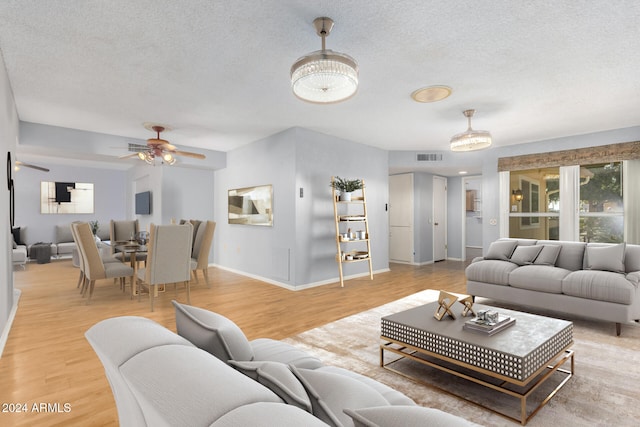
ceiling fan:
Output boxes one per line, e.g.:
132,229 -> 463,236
15,160 -> 50,172
121,124 -> 206,165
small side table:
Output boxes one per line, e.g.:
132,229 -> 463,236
30,243 -> 52,264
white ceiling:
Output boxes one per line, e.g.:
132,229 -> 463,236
1,1 -> 639,168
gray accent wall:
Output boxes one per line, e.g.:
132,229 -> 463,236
214,127 -> 389,288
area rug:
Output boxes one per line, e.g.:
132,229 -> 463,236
283,290 -> 640,426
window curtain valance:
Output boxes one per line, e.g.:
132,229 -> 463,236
498,141 -> 640,172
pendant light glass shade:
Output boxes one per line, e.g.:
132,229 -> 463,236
450,109 -> 492,152
290,17 -> 359,104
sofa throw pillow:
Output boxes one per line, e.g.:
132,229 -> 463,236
228,360 -> 312,412
533,245 -> 562,266
11,227 -> 23,246
344,406 -> 482,427
290,366 -> 389,427
172,300 -> 254,362
586,243 -> 626,273
509,245 -> 543,266
484,240 -> 518,261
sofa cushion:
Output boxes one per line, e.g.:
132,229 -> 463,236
509,245 -> 543,266
562,270 -> 635,304
484,240 -> 518,261
316,366 -> 415,406
55,224 -> 74,244
120,345 -> 283,427
56,242 -> 76,255
173,301 -> 254,362
465,260 -> 518,286
212,402 -> 328,427
624,244 -> 640,273
344,406 -> 481,427
291,366 -> 389,427
585,243 -> 626,273
537,240 -> 586,271
534,244 -> 562,266
250,338 -> 323,369
509,265 -> 570,293
228,360 -> 312,412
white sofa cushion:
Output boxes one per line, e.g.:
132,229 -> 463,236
344,405 -> 482,427
509,265 -> 570,293
533,244 -> 562,266
173,301 -> 254,362
212,402 -> 328,427
484,240 -> 518,261
250,338 -> 323,369
228,360 -> 312,412
562,270 -> 635,304
509,245 -> 543,266
465,260 -> 517,286
537,240 -> 586,271
585,243 -> 626,273
291,366 -> 389,427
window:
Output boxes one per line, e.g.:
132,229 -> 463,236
508,168 -> 559,240
579,162 -> 623,243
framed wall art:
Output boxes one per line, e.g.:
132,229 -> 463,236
228,184 -> 273,226
41,181 -> 94,214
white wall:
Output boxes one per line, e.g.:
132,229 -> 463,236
214,127 -> 389,288
0,53 -> 19,351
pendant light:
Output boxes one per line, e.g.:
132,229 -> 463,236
450,109 -> 492,152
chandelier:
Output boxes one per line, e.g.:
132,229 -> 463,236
450,109 -> 492,152
290,17 -> 358,104
138,150 -> 176,166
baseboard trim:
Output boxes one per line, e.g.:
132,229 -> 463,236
212,264 -> 390,291
0,288 -> 21,359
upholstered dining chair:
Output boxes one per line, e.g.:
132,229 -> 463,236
109,219 -> 147,264
71,221 -> 120,293
136,223 -> 193,311
73,222 -> 135,303
190,220 -> 216,288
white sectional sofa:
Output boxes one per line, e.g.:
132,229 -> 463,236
85,302 -> 481,427
466,238 -> 640,335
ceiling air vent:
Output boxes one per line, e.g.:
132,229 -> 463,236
128,143 -> 148,153
416,153 -> 443,162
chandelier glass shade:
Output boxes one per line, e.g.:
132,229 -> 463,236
290,17 -> 359,104
450,109 -> 492,152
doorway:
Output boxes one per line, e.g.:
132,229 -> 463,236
463,176 -> 483,261
433,176 -> 447,261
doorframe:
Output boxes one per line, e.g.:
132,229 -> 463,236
432,176 -> 447,261
461,175 -> 483,262
388,173 -> 415,264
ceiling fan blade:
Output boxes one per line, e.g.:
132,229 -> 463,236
15,160 -> 50,172
172,150 -> 206,160
119,153 -> 140,159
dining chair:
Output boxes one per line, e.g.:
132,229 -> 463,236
73,222 -> 135,303
71,221 -> 121,293
109,219 -> 147,264
136,223 -> 193,311
190,220 -> 216,288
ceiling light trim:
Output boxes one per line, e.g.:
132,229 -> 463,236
290,17 -> 359,104
411,85 -> 452,103
450,109 -> 492,152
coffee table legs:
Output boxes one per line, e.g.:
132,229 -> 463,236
380,339 -> 574,425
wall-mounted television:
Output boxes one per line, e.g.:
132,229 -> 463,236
135,191 -> 152,215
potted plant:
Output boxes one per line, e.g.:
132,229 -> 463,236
89,220 -> 101,243
330,176 -> 363,201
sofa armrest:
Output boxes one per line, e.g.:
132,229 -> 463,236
626,271 -> 640,286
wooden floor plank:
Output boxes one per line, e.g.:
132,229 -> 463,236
0,259 -> 468,426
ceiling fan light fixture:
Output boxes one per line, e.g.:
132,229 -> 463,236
450,109 -> 492,152
291,17 -> 358,104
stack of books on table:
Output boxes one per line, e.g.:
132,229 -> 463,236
463,314 -> 516,336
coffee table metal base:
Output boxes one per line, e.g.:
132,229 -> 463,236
380,338 -> 574,425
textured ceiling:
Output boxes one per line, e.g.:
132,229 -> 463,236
0,1 -> 639,167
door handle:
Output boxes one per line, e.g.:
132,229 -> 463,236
434,222 -> 439,226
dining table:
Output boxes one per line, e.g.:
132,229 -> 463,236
114,241 -> 148,297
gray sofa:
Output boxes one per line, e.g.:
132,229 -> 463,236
85,302 -> 480,427
466,238 -> 640,335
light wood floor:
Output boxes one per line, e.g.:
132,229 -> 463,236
0,259 -> 468,426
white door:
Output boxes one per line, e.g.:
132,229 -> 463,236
433,176 -> 447,261
389,173 -> 414,263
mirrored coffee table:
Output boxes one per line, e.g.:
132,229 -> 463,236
380,300 -> 574,425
